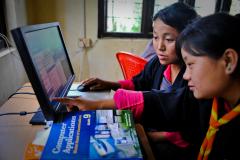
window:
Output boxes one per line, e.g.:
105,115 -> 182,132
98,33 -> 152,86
153,0 -> 178,15
98,0 -> 178,38
98,0 -> 234,38
0,0 -> 7,50
194,0 -> 216,16
229,0 -> 240,15
106,0 -> 143,33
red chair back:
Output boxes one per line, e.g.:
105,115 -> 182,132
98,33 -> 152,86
116,51 -> 147,80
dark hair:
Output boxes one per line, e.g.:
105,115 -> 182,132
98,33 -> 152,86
153,2 -> 199,33
235,13 -> 240,19
177,13 -> 240,77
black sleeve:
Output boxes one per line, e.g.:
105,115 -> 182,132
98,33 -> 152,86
132,55 -> 163,91
141,86 -> 212,144
141,87 -> 190,129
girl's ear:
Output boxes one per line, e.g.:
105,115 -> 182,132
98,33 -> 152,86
223,48 -> 238,74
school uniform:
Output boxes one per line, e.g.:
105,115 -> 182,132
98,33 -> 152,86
132,55 -> 187,91
142,86 -> 240,159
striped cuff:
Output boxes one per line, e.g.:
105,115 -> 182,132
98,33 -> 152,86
113,89 -> 144,121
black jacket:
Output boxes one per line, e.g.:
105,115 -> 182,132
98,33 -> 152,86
132,55 -> 240,159
132,55 -> 187,91
142,83 -> 240,159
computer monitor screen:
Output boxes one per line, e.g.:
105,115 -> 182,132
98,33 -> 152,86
11,22 -> 75,123
25,26 -> 72,98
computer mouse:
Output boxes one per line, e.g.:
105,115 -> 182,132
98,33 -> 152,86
77,84 -> 90,92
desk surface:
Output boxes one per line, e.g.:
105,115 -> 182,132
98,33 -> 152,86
0,84 -> 154,160
0,83 -> 113,160
0,84 -> 42,160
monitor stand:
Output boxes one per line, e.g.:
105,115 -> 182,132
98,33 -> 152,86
29,108 -> 46,125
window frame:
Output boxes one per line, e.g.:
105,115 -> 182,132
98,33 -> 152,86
190,0 -> 232,13
215,0 -> 232,13
98,0 -> 233,39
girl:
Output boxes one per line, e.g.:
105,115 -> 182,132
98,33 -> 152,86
178,13 -> 240,159
53,2 -> 198,159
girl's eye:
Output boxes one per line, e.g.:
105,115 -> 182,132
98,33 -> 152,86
187,63 -> 193,68
165,38 -> 175,42
153,36 -> 158,40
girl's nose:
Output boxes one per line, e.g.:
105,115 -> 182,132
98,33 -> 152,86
158,40 -> 166,51
183,69 -> 190,80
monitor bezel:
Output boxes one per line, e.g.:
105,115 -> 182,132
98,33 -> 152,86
11,22 -> 75,121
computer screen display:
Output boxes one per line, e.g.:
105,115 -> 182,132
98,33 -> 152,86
25,27 -> 72,99
11,22 -> 75,122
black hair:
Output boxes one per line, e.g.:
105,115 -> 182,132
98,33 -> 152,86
235,13 -> 240,19
177,13 -> 240,77
153,2 -> 199,33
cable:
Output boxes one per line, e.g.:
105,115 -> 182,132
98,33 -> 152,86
0,110 -> 41,117
0,33 -> 10,49
8,92 -> 35,99
0,33 -> 13,47
21,85 -> 32,88
15,85 -> 32,91
0,33 -> 12,56
8,85 -> 35,99
0,33 -> 22,62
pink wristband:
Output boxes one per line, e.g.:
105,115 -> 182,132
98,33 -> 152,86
162,132 -> 189,148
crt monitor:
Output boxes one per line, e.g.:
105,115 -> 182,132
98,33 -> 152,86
11,22 -> 75,123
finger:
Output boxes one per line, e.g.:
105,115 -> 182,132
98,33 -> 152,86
83,78 -> 98,86
66,105 -> 74,112
80,78 -> 92,85
81,78 -> 93,84
90,84 -> 103,91
51,97 -> 74,104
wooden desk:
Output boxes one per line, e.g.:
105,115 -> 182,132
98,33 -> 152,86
0,83 -> 111,160
0,84 -> 42,160
0,84 -> 155,160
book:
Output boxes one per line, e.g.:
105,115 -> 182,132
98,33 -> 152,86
24,143 -> 44,160
40,110 -> 143,159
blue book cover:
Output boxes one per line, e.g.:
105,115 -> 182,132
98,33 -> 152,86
40,110 -> 143,160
